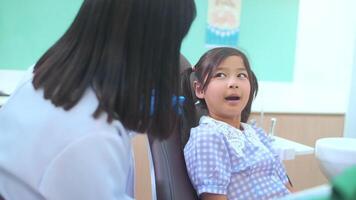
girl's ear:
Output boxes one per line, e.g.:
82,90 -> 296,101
194,81 -> 204,99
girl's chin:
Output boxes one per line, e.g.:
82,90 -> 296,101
225,100 -> 241,106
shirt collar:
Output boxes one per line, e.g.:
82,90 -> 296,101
199,115 -> 252,134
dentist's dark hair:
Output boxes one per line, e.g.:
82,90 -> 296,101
32,0 -> 196,139
180,47 -> 258,144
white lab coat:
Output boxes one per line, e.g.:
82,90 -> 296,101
0,69 -> 135,200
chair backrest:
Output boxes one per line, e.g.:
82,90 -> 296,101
146,55 -> 199,200
147,129 -> 198,200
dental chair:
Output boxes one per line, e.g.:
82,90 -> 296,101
146,55 -> 199,200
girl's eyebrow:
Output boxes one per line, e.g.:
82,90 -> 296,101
216,66 -> 247,71
236,67 -> 247,71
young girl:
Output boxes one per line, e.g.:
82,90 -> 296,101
181,47 -> 292,200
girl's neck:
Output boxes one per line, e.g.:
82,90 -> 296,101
208,114 -> 242,130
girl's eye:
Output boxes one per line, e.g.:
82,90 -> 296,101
237,73 -> 248,79
214,72 -> 226,78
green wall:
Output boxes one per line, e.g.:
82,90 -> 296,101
0,0 -> 82,70
239,0 -> 299,82
0,0 -> 299,82
182,0 -> 299,82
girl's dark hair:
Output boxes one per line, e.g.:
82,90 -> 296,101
32,0 -> 196,139
181,47 -> 258,143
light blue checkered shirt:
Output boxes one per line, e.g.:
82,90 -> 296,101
184,116 -> 290,200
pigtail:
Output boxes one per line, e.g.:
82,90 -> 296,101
180,67 -> 198,146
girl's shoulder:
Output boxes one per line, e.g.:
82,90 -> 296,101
242,122 -> 273,146
243,122 -> 265,135
189,116 -> 227,141
191,121 -> 221,137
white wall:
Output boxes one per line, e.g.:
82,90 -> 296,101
252,0 -> 356,114
344,36 -> 356,137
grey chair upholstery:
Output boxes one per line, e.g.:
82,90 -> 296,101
147,128 -> 198,200
146,55 -> 199,200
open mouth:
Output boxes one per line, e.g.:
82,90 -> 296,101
225,96 -> 241,101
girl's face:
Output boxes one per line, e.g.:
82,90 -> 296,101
194,55 -> 251,128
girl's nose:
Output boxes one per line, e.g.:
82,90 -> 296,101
228,79 -> 239,89
229,85 -> 238,89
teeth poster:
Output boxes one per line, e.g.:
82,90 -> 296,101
206,0 -> 241,47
